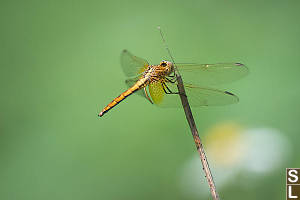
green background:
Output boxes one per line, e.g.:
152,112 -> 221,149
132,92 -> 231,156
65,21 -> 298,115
1,0 -> 299,199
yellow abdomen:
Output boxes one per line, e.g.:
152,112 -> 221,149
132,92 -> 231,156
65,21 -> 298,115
98,78 -> 146,117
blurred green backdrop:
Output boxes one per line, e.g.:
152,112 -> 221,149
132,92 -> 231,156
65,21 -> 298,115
1,0 -> 300,199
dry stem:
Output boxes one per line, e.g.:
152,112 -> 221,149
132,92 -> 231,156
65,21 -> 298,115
176,74 -> 219,200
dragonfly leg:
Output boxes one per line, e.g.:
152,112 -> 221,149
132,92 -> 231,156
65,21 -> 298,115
162,81 -> 187,97
165,77 -> 177,83
165,72 -> 177,83
143,87 -> 153,104
161,82 -> 170,94
161,81 -> 179,95
166,71 -> 177,83
168,70 -> 176,77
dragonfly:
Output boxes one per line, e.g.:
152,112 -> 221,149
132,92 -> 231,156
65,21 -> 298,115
98,50 -> 248,117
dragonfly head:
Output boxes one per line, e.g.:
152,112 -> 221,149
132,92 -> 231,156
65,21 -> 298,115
160,60 -> 174,75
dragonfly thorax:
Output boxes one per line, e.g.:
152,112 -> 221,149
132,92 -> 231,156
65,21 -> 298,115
143,60 -> 174,80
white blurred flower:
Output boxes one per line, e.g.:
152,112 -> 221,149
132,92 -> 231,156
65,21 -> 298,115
241,128 -> 291,173
179,122 -> 291,199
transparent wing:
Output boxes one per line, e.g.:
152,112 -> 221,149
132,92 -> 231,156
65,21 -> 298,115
176,63 -> 248,86
120,49 -> 149,77
148,81 -> 165,105
125,76 -> 147,99
148,82 -> 238,108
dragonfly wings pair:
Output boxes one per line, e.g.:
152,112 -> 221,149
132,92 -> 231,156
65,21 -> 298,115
122,50 -> 248,108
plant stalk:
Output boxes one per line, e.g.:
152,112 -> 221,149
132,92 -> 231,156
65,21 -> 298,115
176,74 -> 219,200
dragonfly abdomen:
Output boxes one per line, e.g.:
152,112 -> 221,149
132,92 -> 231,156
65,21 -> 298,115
98,78 -> 147,117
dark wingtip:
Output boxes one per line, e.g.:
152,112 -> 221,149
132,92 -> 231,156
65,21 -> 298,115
224,91 -> 240,103
235,63 -> 244,66
224,91 -> 235,96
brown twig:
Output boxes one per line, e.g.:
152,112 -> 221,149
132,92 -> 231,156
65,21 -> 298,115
176,74 -> 220,200
157,26 -> 219,199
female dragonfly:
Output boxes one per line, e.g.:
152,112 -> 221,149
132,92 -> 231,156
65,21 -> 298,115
98,50 -> 248,117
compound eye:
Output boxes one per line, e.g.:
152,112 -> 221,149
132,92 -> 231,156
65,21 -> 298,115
161,62 -> 167,67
